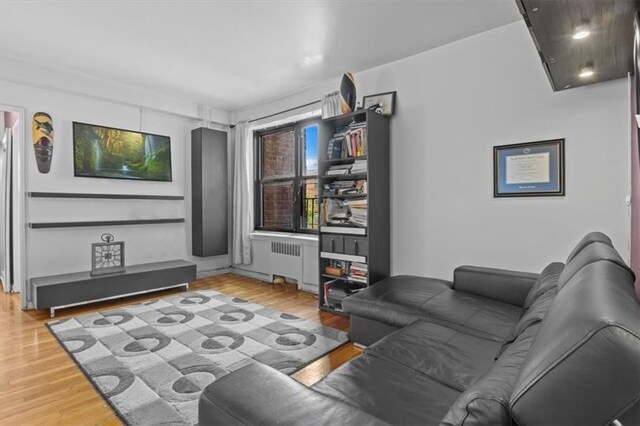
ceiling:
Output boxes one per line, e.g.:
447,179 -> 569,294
517,0 -> 639,91
0,1 -> 520,111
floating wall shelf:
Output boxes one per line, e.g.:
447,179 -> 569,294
28,192 -> 184,200
28,219 -> 185,229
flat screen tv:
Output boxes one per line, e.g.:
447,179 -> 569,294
73,122 -> 172,182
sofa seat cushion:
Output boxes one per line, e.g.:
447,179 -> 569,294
312,354 -> 460,426
441,324 -> 540,426
343,276 -> 522,341
366,320 -> 500,391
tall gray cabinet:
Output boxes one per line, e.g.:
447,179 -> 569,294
191,127 -> 228,257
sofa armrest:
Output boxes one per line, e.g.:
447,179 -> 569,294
453,265 -> 539,307
198,363 -> 389,426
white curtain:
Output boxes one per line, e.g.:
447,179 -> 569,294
232,121 -> 254,265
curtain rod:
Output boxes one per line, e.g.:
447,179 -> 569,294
230,99 -> 321,129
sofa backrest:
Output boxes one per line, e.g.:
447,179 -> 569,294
509,256 -> 640,425
558,241 -> 635,291
522,261 -> 563,310
565,231 -> 612,263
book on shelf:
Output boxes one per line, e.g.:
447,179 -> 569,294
323,279 -> 339,306
350,159 -> 367,174
326,164 -> 352,175
326,122 -> 367,160
322,91 -> 340,119
325,162 -> 368,176
347,261 -> 368,283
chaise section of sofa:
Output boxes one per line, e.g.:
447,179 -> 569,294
197,232 -> 640,426
343,267 -> 542,346
198,361 -> 390,426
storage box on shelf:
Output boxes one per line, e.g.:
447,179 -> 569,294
317,109 -> 390,314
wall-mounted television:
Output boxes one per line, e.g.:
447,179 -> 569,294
73,122 -> 172,182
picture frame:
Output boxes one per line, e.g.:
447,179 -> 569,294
362,91 -> 396,115
493,139 -> 565,197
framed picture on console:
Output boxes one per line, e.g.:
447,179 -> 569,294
493,139 -> 565,197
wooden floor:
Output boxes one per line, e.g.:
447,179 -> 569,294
0,273 -> 362,425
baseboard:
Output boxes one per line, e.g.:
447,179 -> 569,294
231,267 -> 318,296
230,267 -> 271,283
299,282 -> 318,295
197,267 -> 232,279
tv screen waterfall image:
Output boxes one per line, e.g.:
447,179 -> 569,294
73,122 -> 172,181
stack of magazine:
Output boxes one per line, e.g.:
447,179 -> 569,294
350,159 -> 367,174
326,164 -> 352,175
346,198 -> 367,227
348,262 -> 368,283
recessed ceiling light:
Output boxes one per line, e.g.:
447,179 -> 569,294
572,24 -> 591,40
573,29 -> 591,39
579,65 -> 594,78
303,54 -> 323,66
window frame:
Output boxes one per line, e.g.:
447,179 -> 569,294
254,117 -> 320,234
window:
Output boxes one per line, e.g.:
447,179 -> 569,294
255,119 -> 319,233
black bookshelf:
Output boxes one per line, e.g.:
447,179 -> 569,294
317,110 -> 390,314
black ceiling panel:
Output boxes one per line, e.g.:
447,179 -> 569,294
517,0 -> 639,91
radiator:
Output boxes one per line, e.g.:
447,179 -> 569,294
269,241 -> 303,284
270,241 -> 301,257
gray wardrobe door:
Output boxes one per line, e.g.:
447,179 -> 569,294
191,128 -> 228,257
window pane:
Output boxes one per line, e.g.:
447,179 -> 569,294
301,178 -> 319,230
261,129 -> 295,179
303,125 -> 318,176
262,181 -> 293,229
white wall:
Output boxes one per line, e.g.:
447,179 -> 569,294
0,81 -> 233,305
236,21 -> 630,281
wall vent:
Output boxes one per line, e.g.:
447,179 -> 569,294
270,241 -> 301,257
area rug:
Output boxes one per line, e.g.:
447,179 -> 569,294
47,289 -> 348,426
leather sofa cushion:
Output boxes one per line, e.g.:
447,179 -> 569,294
497,286 -> 556,358
452,266 -> 538,307
522,262 -> 563,309
198,363 -> 389,426
510,261 -> 640,425
343,275 -> 522,340
365,320 -> 500,391
441,324 -> 539,426
312,354 -> 460,426
564,231 -> 612,263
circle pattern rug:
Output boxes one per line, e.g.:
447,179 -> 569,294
47,289 -> 348,425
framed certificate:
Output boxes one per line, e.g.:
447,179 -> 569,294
494,139 -> 565,197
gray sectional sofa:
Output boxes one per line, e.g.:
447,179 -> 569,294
198,232 -> 640,425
